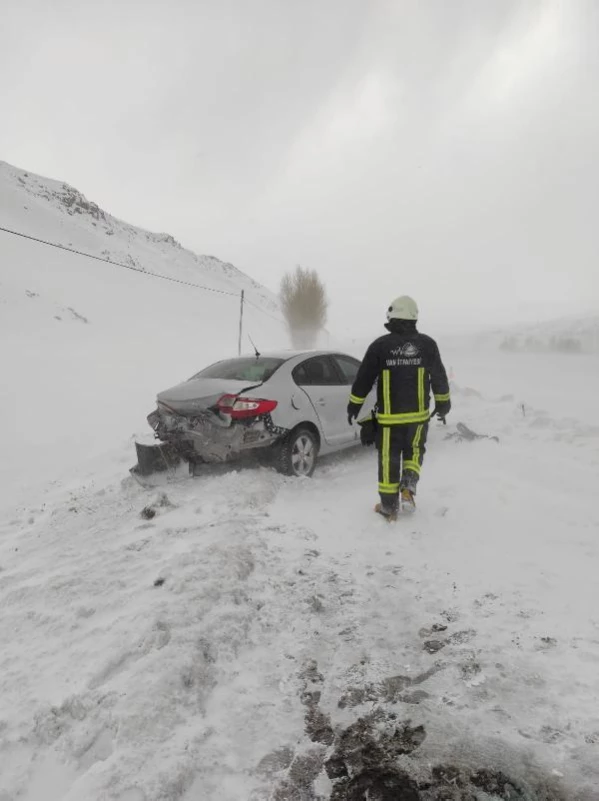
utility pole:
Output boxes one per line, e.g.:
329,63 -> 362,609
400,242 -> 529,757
238,290 -> 245,356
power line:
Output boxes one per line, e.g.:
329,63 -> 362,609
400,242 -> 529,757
0,222 -> 288,329
244,295 -> 286,325
0,224 -> 238,297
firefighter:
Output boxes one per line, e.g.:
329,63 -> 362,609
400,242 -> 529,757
347,296 -> 451,520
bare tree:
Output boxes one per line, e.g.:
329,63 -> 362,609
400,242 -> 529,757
280,266 -> 328,348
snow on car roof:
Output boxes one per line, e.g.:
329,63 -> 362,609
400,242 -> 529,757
237,349 -> 341,360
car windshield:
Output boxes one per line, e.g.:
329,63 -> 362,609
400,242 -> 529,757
191,357 -> 285,383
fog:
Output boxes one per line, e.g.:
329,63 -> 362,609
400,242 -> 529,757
2,0 -> 598,336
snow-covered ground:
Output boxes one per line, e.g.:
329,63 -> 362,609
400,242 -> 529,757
1,352 -> 598,800
2,162 -> 599,800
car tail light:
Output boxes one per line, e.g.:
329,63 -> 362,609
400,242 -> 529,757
217,394 -> 278,419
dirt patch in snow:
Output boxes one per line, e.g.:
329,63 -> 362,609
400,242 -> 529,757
259,662 -> 574,801
274,709 -> 570,799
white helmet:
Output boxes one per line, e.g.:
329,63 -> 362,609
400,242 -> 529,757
386,295 -> 418,322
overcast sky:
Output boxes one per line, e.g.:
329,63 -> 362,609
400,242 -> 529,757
2,0 -> 598,336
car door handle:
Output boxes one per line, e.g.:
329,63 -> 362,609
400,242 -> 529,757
316,398 -> 326,406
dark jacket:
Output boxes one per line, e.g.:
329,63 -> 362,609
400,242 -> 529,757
349,320 -> 450,425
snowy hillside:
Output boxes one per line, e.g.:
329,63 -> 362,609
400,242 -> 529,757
471,315 -> 599,354
0,161 -> 278,310
0,161 -> 287,503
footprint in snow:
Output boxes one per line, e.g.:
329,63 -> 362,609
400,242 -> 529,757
419,619 -> 477,653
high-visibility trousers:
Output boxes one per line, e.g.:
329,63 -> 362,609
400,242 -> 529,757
377,422 -> 429,507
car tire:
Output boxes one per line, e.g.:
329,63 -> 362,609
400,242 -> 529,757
275,426 -> 319,478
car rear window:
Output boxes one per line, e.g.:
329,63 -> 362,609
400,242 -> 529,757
191,357 -> 285,382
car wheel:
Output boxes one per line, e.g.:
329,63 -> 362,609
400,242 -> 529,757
276,426 -> 319,477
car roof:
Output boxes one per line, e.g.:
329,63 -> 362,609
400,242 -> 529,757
237,349 -> 345,360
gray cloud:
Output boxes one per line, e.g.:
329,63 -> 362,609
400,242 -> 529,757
2,0 -> 597,336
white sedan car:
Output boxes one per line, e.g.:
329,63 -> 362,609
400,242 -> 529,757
134,350 -> 376,478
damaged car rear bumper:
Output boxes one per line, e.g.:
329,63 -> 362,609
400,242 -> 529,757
146,407 -> 287,466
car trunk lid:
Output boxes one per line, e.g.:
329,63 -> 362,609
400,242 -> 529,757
157,378 -> 258,416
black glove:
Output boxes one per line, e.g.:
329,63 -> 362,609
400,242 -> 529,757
347,402 -> 361,425
358,414 -> 378,446
432,399 -> 451,421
